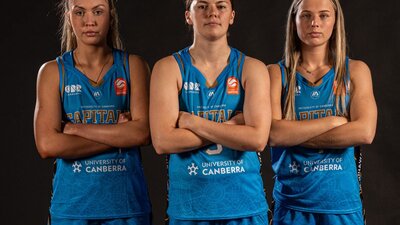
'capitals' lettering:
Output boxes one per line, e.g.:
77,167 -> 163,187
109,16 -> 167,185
195,109 -> 234,122
66,110 -> 121,124
299,109 -> 333,120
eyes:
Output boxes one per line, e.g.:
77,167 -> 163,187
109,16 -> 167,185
300,12 -> 331,21
196,3 -> 229,11
72,8 -> 105,17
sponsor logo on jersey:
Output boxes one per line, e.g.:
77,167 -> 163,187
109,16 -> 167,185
289,161 -> 300,174
183,82 -> 200,94
310,90 -> 320,100
64,84 -> 82,96
187,159 -> 246,176
226,77 -> 239,95
295,85 -> 301,96
114,78 -> 127,96
93,90 -> 103,99
72,159 -> 128,174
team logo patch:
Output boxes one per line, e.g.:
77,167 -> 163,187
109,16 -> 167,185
114,78 -> 127,96
226,77 -> 239,95
310,90 -> 320,100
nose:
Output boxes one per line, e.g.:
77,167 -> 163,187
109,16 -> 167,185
83,13 -> 96,26
207,5 -> 218,17
311,16 -> 319,27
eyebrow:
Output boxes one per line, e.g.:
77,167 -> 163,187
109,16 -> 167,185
301,10 -> 332,13
72,4 -> 106,10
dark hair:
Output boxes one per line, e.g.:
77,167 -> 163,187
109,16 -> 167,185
185,0 -> 235,11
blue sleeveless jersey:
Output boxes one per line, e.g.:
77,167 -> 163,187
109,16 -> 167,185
168,47 -> 268,220
270,58 -> 362,213
51,49 -> 151,219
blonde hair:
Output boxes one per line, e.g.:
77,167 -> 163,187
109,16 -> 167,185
58,0 -> 123,53
283,0 -> 348,120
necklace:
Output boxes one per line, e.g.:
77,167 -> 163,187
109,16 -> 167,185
74,51 -> 111,84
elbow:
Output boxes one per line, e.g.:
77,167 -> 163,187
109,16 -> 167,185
267,131 -> 281,147
360,128 -> 376,145
151,136 -> 169,155
35,140 -> 56,159
249,135 -> 268,152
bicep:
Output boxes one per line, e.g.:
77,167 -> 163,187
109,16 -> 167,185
149,58 -> 181,135
242,59 -> 270,129
268,64 -> 284,120
129,55 -> 150,121
349,60 -> 377,123
34,62 -> 62,139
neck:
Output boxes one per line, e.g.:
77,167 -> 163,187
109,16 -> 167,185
74,44 -> 112,65
190,35 -> 230,65
300,43 -> 330,68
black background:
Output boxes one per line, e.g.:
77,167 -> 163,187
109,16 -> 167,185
1,0 -> 399,224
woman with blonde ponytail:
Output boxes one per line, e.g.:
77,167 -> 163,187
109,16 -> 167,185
267,0 -> 377,224
34,0 -> 152,224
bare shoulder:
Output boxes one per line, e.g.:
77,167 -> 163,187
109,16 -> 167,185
37,60 -> 59,83
243,56 -> 267,71
128,54 -> 149,70
266,63 -> 281,77
349,59 -> 372,80
152,55 -> 181,77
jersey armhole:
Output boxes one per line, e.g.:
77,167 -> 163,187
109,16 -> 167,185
56,56 -> 66,101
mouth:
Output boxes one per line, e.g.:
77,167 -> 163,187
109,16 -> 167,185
205,22 -> 221,26
83,31 -> 99,37
309,32 -> 322,37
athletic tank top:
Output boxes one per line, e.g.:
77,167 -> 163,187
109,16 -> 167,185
50,49 -> 151,219
167,47 -> 268,219
271,58 -> 362,213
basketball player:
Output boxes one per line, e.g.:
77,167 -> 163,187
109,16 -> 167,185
34,0 -> 152,224
267,0 -> 377,224
149,0 -> 271,224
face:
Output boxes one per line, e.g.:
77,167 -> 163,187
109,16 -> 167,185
295,0 -> 336,48
68,0 -> 110,47
185,0 -> 235,41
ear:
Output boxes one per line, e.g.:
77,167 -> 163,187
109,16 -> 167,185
229,10 -> 235,25
185,10 -> 193,25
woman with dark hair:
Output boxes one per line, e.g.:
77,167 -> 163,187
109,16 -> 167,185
267,0 -> 377,224
150,0 -> 271,224
34,0 -> 152,224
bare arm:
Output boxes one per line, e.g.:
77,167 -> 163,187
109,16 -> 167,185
149,56 -> 212,154
267,64 -> 348,147
178,57 -> 271,152
63,55 -> 150,147
301,60 -> 377,148
34,61 -> 111,159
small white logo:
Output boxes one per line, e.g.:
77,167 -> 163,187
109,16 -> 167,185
93,90 -> 102,99
310,90 -> 320,99
208,91 -> 214,98
65,84 -> 82,94
183,82 -> 200,93
188,163 -> 199,176
289,161 -> 300,174
72,161 -> 82,173
295,85 -> 301,96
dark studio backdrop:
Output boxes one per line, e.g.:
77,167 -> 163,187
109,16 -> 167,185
1,0 -> 399,224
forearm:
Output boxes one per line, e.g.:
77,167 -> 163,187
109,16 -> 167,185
188,117 -> 267,152
65,120 -> 149,148
301,120 -> 376,149
152,127 -> 212,154
36,132 -> 111,159
269,116 -> 346,147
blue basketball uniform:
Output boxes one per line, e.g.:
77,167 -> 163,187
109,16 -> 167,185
51,49 -> 151,221
50,214 -> 151,225
270,59 -> 363,224
168,47 -> 268,221
169,213 -> 268,225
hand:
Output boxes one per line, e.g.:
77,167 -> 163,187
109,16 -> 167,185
225,113 -> 245,125
331,116 -> 349,127
63,122 -> 77,135
118,112 -> 132,124
178,111 -> 193,129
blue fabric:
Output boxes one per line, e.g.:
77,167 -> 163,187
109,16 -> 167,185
167,47 -> 268,219
270,59 -> 362,214
169,213 -> 268,225
51,49 -> 151,219
51,214 -> 152,225
272,201 -> 364,225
